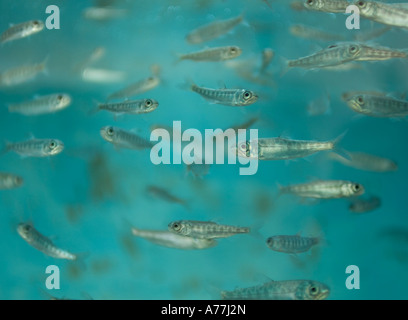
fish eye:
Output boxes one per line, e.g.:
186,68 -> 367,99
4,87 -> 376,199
145,99 -> 152,107
243,91 -> 252,100
352,184 -> 361,192
23,225 -> 31,232
230,47 -> 237,53
57,95 -> 63,101
15,177 -> 22,184
33,21 -> 39,25
49,141 -> 56,149
349,45 -> 358,53
310,286 -> 318,295
107,127 -> 114,136
306,0 -> 313,4
357,1 -> 366,7
357,96 -> 364,104
173,223 -> 180,230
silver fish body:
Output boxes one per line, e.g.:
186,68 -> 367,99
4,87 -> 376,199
304,0 -> 350,13
17,223 -> 76,260
0,172 -> 23,189
5,138 -> 64,157
266,235 -> 320,254
355,1 -> 408,28
330,151 -> 398,172
191,83 -> 258,106
8,94 -> 72,116
97,99 -> 158,114
1,20 -> 44,44
108,76 -> 160,100
0,60 -> 47,87
186,14 -> 243,44
179,46 -> 242,62
100,126 -> 153,150
131,227 -> 217,250
279,180 -> 365,199
168,220 -> 250,239
221,280 -> 330,300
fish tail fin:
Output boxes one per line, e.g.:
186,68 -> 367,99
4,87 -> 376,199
331,130 -> 351,160
87,99 -> 101,116
279,56 -> 290,77
178,77 -> 195,92
0,140 -> 10,156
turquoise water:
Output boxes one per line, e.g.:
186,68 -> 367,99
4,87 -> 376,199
1,0 -> 408,300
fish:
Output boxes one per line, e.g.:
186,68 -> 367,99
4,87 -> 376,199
100,126 -> 153,150
0,59 -> 47,87
235,132 -> 346,161
307,94 -> 331,116
146,185 -> 189,208
278,180 -> 365,199
186,162 -> 210,178
168,220 -> 250,239
221,279 -> 330,300
4,138 -> 64,157
266,234 -> 320,254
177,46 -> 242,62
82,7 -> 128,21
187,81 -> 258,106
353,26 -> 391,42
107,76 -> 160,100
186,14 -> 244,44
95,99 -> 158,115
8,94 -> 72,116
81,68 -> 126,83
304,0 -> 350,13
354,1 -> 408,29
131,227 -> 217,250
329,151 -> 398,172
349,196 -> 381,213
342,92 -> 408,118
289,24 -> 345,41
260,48 -> 274,74
17,223 -> 77,260
0,172 -> 23,189
1,20 -> 44,44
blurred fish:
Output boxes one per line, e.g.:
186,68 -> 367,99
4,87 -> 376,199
260,48 -> 274,74
291,1 -> 308,11
146,185 -> 189,209
0,59 -> 47,87
235,132 -> 347,160
289,24 -> 345,41
1,20 -> 44,44
81,68 -> 126,83
221,279 -> 330,300
186,14 -> 244,44
95,99 -> 158,115
108,76 -> 160,100
187,81 -> 258,106
0,172 -> 23,189
278,180 -> 365,199
131,227 -> 217,250
307,94 -> 331,116
349,196 -> 381,213
342,92 -> 408,117
304,0 -> 349,13
266,234 -> 320,254
353,26 -> 391,42
177,46 -> 242,62
355,1 -> 408,28
186,162 -> 210,178
17,223 -> 77,260
76,47 -> 106,72
329,151 -> 398,172
83,7 -> 128,21
168,220 -> 250,239
4,138 -> 64,157
8,94 -> 72,116
100,126 -> 153,150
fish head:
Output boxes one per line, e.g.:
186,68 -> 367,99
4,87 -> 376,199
343,182 -> 365,197
100,126 -> 117,143
43,139 -> 64,156
56,94 -> 72,109
302,281 -> 330,300
238,89 -> 258,105
168,221 -> 190,236
343,94 -> 367,114
304,0 -> 324,11
265,236 -> 276,249
224,46 -> 242,59
345,43 -> 362,59
142,99 -> 159,113
234,140 -> 259,159
17,223 -> 33,241
354,0 -> 375,15
10,175 -> 23,188
31,20 -> 45,32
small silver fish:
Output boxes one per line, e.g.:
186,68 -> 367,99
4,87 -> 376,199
289,24 -> 345,41
108,76 -> 160,100
17,223 -> 77,260
96,99 -> 158,115
131,227 -> 217,250
186,14 -> 244,44
1,20 -> 44,44
304,0 -> 350,13
221,279 -> 330,300
329,151 -> 398,172
8,94 -> 71,116
0,59 -> 47,87
266,234 -> 320,254
0,172 -> 23,189
236,132 -> 345,160
168,220 -> 250,239
100,126 -> 153,150
279,180 -> 365,199
355,1 -> 408,29
349,196 -> 381,213
189,81 -> 258,106
5,138 -> 64,157
260,48 -> 274,73
178,46 -> 242,62
342,92 -> 408,117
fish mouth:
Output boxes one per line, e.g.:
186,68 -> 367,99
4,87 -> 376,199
346,99 -> 361,112
316,288 -> 330,300
51,144 -> 64,155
